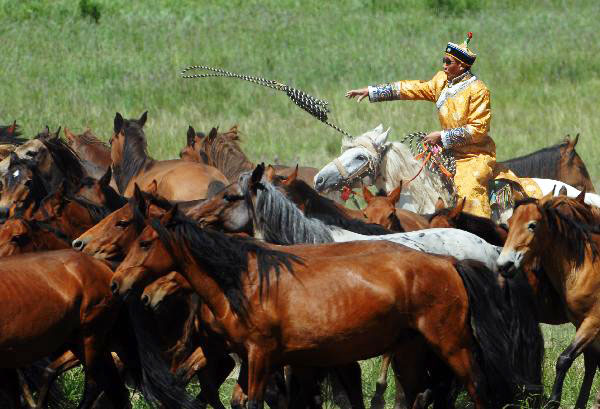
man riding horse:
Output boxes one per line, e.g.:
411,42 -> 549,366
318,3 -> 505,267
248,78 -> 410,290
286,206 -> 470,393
346,33 -> 534,218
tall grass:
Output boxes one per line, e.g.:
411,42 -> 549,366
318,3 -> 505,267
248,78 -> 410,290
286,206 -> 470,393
1,0 -> 599,406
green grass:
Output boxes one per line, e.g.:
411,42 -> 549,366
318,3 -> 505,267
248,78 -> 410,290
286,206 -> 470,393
2,0 -> 600,407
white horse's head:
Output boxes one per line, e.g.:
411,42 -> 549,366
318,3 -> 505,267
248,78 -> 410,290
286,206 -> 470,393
314,124 -> 390,192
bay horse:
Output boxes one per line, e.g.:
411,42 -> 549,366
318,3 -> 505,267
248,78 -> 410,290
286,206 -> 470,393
498,134 -> 595,192
109,203 -> 543,409
498,195 -> 600,409
64,127 -> 112,180
110,112 -> 229,199
0,250 -> 128,408
182,125 -> 321,187
361,183 -> 430,231
0,153 -> 48,218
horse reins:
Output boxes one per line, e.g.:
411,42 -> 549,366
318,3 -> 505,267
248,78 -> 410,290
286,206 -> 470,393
180,65 -> 354,138
404,142 -> 454,187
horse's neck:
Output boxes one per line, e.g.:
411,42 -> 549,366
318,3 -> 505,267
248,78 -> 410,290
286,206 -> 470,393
378,143 -> 449,213
182,259 -> 246,341
113,141 -> 153,194
207,140 -> 254,181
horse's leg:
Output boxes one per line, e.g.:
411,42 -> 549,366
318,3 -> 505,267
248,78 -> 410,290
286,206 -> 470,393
370,354 -> 391,409
231,359 -> 248,409
17,369 -> 37,408
35,350 -> 80,409
246,346 -> 272,409
333,362 -> 365,409
549,320 -> 599,409
0,369 -> 21,409
574,350 -> 599,409
195,351 -> 236,409
77,336 -> 129,409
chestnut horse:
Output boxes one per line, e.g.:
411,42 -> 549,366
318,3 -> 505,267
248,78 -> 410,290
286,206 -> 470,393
362,183 -> 429,231
64,127 -> 112,180
0,250 -> 128,408
110,112 -> 228,200
182,125 -> 320,186
110,200 -> 543,409
498,195 -> 600,409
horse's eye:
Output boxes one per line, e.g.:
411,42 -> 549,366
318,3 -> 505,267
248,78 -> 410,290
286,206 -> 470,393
357,154 -> 366,161
116,220 -> 131,228
11,235 -> 30,246
26,151 -> 36,157
139,240 -> 152,250
224,194 -> 243,202
527,221 -> 537,232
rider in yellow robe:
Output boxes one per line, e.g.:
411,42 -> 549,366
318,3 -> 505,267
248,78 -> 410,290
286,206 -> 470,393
347,33 -> 522,218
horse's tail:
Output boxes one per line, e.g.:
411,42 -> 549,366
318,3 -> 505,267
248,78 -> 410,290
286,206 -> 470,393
126,299 -> 197,409
454,259 -> 544,407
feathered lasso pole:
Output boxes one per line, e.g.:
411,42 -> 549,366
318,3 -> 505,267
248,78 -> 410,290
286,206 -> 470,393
180,65 -> 353,137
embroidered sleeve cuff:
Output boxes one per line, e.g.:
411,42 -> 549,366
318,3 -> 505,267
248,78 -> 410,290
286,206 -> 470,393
441,127 -> 470,148
368,84 -> 396,102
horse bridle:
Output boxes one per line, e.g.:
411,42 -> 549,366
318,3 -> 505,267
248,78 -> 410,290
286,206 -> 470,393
334,138 -> 381,188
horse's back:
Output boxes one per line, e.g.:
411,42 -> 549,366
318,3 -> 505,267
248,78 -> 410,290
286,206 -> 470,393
125,160 -> 229,200
0,250 -> 114,366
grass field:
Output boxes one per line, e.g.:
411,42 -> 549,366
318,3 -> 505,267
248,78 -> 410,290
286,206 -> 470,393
1,0 -> 599,407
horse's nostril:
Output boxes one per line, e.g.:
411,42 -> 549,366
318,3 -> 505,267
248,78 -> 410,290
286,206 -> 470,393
72,240 -> 83,250
141,294 -> 150,306
110,281 -> 119,294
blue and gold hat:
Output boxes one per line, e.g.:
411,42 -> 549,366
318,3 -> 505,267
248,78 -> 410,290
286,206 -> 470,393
445,32 -> 476,66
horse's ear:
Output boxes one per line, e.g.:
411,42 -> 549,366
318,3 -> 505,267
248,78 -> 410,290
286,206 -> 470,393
229,124 -> 239,134
114,112 -> 124,134
53,127 -> 61,139
138,111 -> 148,127
435,197 -> 445,211
160,204 -> 177,224
145,180 -> 158,195
264,165 -> 277,182
133,183 -> 147,212
573,133 -> 580,147
283,165 -> 299,186
63,127 -> 73,140
7,121 -> 16,135
8,151 -> 18,167
208,127 -> 218,142
372,126 -> 390,150
558,186 -> 568,196
250,163 -> 265,189
362,185 -> 374,203
387,182 -> 403,205
22,201 -> 36,220
99,167 -> 112,186
187,126 -> 196,147
576,188 -> 586,203
449,197 -> 466,219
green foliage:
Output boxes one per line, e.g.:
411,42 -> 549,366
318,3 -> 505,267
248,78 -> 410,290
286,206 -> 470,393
79,0 -> 101,23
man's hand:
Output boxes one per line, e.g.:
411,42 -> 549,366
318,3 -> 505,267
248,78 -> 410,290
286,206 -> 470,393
424,131 -> 442,146
345,88 -> 369,102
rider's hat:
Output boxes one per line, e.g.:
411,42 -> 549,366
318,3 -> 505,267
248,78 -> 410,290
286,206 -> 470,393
445,32 -> 476,66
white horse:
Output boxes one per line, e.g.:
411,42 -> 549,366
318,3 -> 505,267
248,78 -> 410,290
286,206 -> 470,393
314,124 -> 600,218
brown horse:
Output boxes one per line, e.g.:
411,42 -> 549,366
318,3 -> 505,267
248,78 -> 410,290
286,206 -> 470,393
0,121 -> 25,161
0,153 -> 48,218
0,250 -> 128,408
499,134 -> 595,192
109,182 -> 544,409
64,127 -> 112,180
362,183 -> 429,231
183,125 -> 320,186
498,194 -> 600,409
110,112 -> 229,200
428,198 -> 508,246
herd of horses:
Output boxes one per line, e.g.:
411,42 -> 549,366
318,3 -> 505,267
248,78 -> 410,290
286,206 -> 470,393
0,114 -> 599,409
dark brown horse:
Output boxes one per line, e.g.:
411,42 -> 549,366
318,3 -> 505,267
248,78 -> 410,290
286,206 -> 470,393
361,183 -> 429,231
110,112 -> 229,199
64,127 -> 113,180
428,198 -> 508,246
109,186 -> 543,409
183,125 -> 320,186
0,121 -> 25,161
499,134 -> 595,192
0,153 -> 48,218
0,250 -> 128,408
498,194 -> 600,409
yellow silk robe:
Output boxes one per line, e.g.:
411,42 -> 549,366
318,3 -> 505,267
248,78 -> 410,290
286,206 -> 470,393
368,70 -> 497,217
